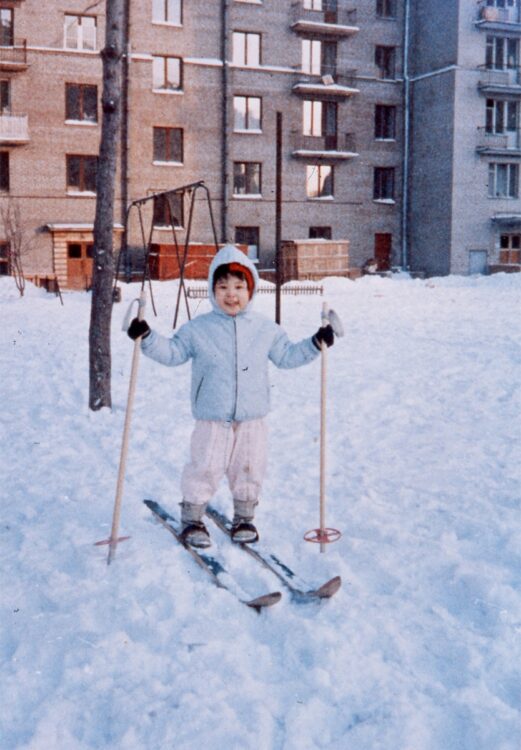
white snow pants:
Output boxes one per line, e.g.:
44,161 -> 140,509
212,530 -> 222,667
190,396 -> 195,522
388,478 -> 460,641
180,419 -> 268,507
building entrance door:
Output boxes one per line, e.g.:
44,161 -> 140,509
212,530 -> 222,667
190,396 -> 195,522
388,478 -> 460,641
67,241 -> 94,290
469,250 -> 488,275
374,233 -> 392,271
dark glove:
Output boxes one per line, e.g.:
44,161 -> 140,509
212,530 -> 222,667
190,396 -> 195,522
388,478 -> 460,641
127,317 -> 151,341
312,324 -> 334,350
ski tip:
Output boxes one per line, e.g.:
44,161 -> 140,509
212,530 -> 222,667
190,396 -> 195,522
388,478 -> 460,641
245,591 -> 282,611
315,575 -> 342,599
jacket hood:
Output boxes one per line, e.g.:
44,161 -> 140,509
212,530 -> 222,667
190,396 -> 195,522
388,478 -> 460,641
208,244 -> 259,314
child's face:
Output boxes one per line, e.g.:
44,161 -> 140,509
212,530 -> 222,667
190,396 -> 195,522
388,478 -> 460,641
214,274 -> 250,316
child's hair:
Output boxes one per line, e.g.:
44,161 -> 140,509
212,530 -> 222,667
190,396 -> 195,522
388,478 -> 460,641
213,263 -> 254,298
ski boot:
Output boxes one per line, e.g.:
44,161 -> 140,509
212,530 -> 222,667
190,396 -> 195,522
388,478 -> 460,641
231,499 -> 259,544
180,501 -> 211,549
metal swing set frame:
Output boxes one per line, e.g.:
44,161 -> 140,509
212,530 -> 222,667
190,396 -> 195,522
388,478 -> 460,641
115,180 -> 219,328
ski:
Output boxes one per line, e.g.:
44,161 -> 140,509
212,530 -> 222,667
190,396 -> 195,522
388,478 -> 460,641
144,500 -> 282,612
205,506 -> 342,603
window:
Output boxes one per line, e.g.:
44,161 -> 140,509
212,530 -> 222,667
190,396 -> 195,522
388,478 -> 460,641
486,1 -> 517,8
233,162 -> 261,195
66,155 -> 97,192
375,104 -> 396,139
64,15 -> 96,51
153,127 -> 183,162
0,9 -> 13,47
304,0 -> 323,9
0,242 -> 9,275
0,151 -> 9,192
153,0 -> 182,24
303,100 -> 323,136
68,242 -> 93,259
235,226 -> 259,259
302,39 -> 337,77
302,39 -> 321,75
309,226 -> 332,239
486,98 -> 518,132
153,193 -> 184,227
486,36 -> 519,69
373,167 -> 395,200
153,56 -> 182,91
499,233 -> 521,263
234,96 -> 262,131
376,0 -> 396,17
375,46 -> 396,79
65,84 -> 98,122
0,79 -> 10,114
303,100 -> 337,146
233,32 -> 261,66
488,162 -> 519,197
307,164 -> 333,198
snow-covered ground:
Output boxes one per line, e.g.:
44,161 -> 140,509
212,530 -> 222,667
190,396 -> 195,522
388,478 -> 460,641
1,272 -> 520,750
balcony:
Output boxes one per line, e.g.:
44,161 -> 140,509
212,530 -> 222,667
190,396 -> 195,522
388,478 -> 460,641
0,113 -> 29,144
290,4 -> 359,37
476,0 -> 521,28
0,39 -> 29,71
476,126 -> 521,155
475,1 -> 521,31
478,65 -> 521,93
290,131 -> 358,159
292,68 -> 359,97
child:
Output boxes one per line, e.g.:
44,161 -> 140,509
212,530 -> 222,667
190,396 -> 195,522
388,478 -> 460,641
128,244 -> 334,548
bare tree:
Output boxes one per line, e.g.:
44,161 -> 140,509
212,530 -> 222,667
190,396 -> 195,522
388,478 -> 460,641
0,198 -> 31,296
88,0 -> 125,411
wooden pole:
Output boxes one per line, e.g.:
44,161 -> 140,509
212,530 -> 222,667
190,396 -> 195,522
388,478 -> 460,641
107,289 -> 146,564
319,301 -> 328,553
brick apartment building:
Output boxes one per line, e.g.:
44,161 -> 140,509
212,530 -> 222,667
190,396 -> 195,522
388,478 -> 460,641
0,0 -> 519,289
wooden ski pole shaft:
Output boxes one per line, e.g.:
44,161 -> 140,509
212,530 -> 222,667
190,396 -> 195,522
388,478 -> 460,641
319,301 -> 328,553
107,290 -> 146,565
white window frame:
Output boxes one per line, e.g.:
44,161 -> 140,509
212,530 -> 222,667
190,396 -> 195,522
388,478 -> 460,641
303,100 -> 323,136
488,162 -> 519,198
233,95 -> 262,131
233,161 -> 262,196
302,39 -> 322,75
486,35 -> 519,70
306,164 -> 334,199
232,32 -> 261,67
153,56 -> 182,92
486,98 -> 518,133
64,15 -> 97,51
152,0 -> 182,25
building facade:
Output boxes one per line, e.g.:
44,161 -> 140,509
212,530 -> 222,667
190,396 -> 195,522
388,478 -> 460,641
0,0 -> 517,288
407,0 -> 521,275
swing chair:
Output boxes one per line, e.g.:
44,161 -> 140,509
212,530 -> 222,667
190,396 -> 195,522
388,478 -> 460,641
115,180 -> 219,328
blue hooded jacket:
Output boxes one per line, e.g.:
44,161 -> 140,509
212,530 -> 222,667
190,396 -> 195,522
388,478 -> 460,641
141,244 -> 319,422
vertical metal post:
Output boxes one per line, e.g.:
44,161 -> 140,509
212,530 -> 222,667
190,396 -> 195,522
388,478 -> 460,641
275,111 -> 282,324
221,0 -> 229,244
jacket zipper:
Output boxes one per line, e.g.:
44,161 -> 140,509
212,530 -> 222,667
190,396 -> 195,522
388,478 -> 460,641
232,318 -> 238,420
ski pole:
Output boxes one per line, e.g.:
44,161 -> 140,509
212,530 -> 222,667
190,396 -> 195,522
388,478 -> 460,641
305,302 -> 343,552
319,301 -> 329,553
97,289 -> 147,564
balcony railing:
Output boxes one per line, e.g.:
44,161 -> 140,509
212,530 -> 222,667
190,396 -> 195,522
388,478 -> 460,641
0,113 -> 29,143
290,3 -> 359,36
476,1 -> 521,25
477,64 -> 521,90
0,39 -> 28,69
476,126 -> 521,153
290,131 -> 358,157
292,68 -> 359,96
